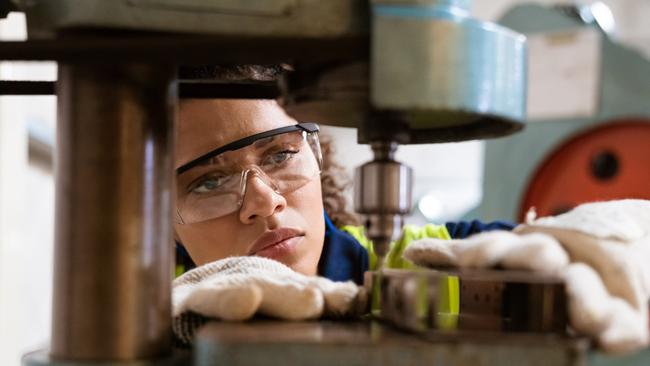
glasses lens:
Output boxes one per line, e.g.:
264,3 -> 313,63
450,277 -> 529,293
258,131 -> 320,191
176,129 -> 321,224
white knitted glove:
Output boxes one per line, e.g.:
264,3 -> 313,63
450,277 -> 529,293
172,256 -> 366,345
403,199 -> 650,354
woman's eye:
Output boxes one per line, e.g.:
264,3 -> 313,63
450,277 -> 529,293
191,175 -> 229,194
265,150 -> 298,166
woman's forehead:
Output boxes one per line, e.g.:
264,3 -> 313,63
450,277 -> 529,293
176,99 -> 297,169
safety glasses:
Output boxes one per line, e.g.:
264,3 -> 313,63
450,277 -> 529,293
175,123 -> 322,224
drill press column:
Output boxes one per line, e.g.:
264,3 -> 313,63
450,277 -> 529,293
51,63 -> 176,361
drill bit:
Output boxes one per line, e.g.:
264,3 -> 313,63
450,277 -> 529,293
370,238 -> 390,316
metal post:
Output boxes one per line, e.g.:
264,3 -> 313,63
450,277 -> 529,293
50,63 -> 176,361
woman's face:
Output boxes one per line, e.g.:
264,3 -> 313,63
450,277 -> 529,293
175,99 -> 325,275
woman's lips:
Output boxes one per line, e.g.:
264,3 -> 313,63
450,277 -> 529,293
254,236 -> 303,260
249,227 -> 304,260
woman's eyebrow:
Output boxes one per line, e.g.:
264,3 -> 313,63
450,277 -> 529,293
252,135 -> 276,149
179,161 -> 231,187
202,153 -> 227,167
180,155 -> 228,178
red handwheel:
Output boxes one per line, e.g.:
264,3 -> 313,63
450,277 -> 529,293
519,120 -> 650,220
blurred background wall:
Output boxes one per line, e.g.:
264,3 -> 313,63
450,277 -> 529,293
0,12 -> 56,366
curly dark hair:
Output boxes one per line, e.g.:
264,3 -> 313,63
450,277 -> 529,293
179,64 -> 287,81
179,64 -> 360,227
318,134 -> 361,227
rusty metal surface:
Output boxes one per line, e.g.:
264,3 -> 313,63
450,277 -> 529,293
22,349 -> 190,366
0,35 -> 367,63
51,63 -> 175,360
20,0 -> 368,40
0,80 -> 281,99
194,320 -> 588,366
0,80 -> 55,95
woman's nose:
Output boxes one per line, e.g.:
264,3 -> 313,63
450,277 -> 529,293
238,174 -> 287,224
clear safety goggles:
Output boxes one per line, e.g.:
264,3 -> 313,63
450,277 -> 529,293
175,123 -> 322,224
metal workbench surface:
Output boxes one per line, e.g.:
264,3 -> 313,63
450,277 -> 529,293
189,320 -> 650,366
